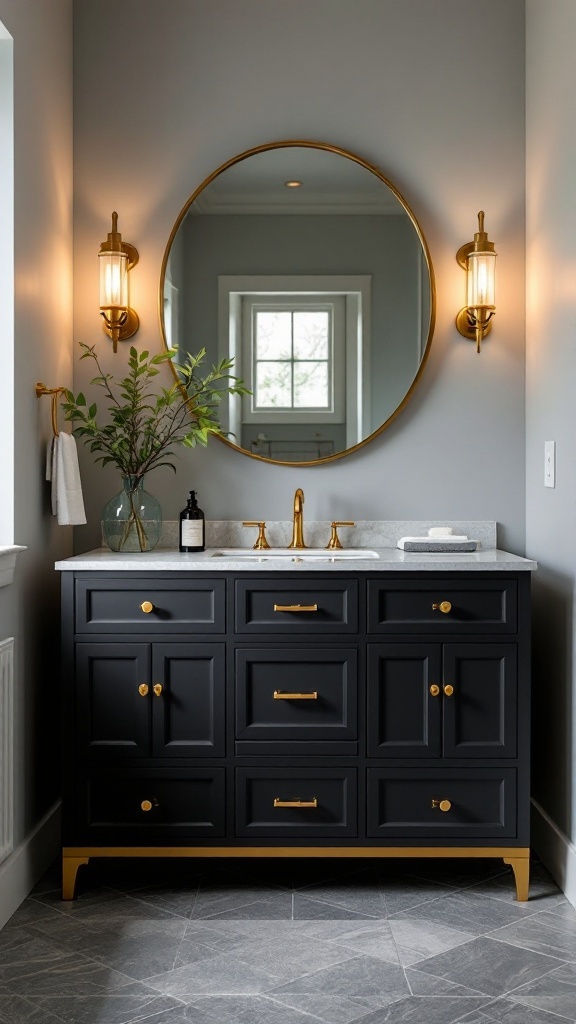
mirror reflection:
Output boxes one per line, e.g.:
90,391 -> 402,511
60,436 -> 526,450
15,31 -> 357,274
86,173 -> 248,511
161,142 -> 435,465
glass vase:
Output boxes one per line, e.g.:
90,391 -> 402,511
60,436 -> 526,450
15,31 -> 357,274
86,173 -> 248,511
102,475 -> 162,552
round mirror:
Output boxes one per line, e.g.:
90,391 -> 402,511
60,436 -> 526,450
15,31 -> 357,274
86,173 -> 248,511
160,141 -> 435,466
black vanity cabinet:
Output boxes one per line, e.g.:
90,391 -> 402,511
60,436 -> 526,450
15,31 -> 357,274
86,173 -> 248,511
60,569 -> 531,900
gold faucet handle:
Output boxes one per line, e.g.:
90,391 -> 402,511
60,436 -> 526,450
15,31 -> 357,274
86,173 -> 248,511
242,521 -> 270,550
326,521 -> 355,550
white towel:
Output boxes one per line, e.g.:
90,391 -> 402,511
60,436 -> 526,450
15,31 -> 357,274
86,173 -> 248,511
46,433 -> 87,526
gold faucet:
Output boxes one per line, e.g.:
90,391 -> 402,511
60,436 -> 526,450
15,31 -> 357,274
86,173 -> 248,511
288,488 -> 307,548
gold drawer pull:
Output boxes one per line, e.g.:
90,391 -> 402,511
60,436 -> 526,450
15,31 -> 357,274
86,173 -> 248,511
141,798 -> 159,812
274,690 -> 318,700
432,799 -> 452,812
443,684 -> 455,697
273,797 -> 318,808
153,683 -> 163,697
140,601 -> 154,614
273,603 -> 318,613
432,601 -> 452,614
138,684 -> 149,697
429,684 -> 440,697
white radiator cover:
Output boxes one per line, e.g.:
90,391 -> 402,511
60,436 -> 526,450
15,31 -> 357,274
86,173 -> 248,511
0,637 -> 14,864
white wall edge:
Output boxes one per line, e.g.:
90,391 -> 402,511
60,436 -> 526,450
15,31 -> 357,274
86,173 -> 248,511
0,546 -> 26,587
531,798 -> 576,909
0,800 -> 61,930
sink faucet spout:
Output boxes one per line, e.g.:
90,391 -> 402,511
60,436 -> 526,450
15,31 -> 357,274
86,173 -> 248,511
288,488 -> 306,549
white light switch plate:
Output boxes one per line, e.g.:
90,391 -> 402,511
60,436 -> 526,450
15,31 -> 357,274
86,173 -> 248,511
545,440 -> 556,488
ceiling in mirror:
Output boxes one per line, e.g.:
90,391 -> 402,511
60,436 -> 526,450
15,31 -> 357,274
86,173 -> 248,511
160,141 -> 436,466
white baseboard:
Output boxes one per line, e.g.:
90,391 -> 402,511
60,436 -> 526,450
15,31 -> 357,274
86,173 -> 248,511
0,800 -> 61,930
531,798 -> 576,909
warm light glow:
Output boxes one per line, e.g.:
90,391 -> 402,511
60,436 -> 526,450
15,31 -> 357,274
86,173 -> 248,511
284,180 -> 303,188
467,251 -> 496,310
99,250 -> 128,310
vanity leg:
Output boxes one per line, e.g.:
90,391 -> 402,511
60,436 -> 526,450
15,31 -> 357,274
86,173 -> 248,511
503,855 -> 530,902
62,855 -> 89,901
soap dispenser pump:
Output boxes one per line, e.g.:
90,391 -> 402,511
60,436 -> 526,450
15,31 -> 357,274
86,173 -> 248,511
179,490 -> 205,552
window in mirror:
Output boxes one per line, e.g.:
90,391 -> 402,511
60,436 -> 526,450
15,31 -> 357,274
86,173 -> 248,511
243,295 -> 344,417
219,275 -> 370,457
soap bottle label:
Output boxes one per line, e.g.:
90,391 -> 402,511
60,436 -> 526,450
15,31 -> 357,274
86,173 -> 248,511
181,521 -> 204,547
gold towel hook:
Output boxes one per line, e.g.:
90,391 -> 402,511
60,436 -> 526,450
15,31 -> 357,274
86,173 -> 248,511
35,382 -> 67,437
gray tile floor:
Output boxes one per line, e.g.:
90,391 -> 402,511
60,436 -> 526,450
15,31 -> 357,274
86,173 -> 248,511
0,856 -> 575,1024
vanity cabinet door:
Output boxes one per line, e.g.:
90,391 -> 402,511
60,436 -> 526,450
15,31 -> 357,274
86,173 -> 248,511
151,644 -> 225,757
442,644 -> 517,758
236,767 -> 357,837
75,578 -> 226,634
367,579 -> 517,634
78,768 -> 226,840
235,646 -> 357,746
76,644 -> 151,760
367,643 -> 518,760
367,768 -> 517,839
235,578 -> 358,634
367,645 -> 441,758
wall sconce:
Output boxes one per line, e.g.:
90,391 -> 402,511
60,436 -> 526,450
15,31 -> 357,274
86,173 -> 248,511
98,211 -> 139,353
456,211 -> 497,353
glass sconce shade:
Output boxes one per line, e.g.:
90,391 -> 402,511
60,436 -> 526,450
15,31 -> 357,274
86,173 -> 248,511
98,212 -> 139,352
99,249 -> 129,312
467,250 -> 496,310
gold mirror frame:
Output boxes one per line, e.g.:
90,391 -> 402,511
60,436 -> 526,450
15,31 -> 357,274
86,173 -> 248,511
159,140 -> 436,467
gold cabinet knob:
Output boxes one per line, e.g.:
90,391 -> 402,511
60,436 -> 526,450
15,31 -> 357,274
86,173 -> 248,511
141,798 -> 158,812
443,684 -> 455,697
153,683 -> 163,697
432,601 -> 452,613
138,684 -> 149,697
432,798 -> 452,812
140,601 -> 154,614
429,684 -> 440,697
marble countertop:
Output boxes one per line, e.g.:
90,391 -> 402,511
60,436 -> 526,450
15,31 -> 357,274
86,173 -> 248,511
55,546 -> 537,572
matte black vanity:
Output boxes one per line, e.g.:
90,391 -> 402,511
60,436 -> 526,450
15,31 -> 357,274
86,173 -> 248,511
58,554 -> 533,901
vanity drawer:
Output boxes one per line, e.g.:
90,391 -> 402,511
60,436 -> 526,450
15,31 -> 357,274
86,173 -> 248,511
367,768 -> 516,839
367,579 -> 517,634
235,579 -> 358,634
77,768 -> 226,839
75,578 -> 226,634
235,646 -> 358,747
236,767 -> 357,837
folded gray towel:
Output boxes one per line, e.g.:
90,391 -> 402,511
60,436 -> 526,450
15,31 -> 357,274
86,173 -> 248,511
402,540 -> 478,552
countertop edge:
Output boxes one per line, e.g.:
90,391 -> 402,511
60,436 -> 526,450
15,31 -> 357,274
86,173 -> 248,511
55,548 -> 537,572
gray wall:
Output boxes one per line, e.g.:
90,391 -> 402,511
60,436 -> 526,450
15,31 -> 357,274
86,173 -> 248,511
0,0 -> 72,920
526,0 -> 576,886
72,0 -> 526,555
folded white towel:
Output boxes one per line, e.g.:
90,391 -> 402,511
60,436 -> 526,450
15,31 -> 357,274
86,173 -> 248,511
47,433 -> 87,526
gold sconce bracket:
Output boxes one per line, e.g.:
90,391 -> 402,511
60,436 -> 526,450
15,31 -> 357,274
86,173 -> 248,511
100,307 -> 140,349
455,306 -> 494,344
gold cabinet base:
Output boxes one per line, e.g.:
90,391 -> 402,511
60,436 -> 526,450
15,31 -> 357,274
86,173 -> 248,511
62,846 -> 530,903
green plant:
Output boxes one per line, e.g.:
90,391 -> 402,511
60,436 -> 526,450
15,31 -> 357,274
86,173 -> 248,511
62,343 -> 249,551
63,343 -> 249,477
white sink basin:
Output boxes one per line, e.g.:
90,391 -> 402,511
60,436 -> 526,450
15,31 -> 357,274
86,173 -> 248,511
210,548 -> 379,561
